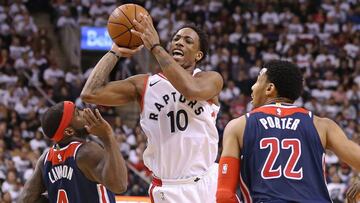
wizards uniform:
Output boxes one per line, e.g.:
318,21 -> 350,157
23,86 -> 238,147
42,141 -> 116,203
240,103 -> 331,203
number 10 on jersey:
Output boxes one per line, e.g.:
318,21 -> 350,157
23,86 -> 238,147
260,137 -> 303,180
167,110 -> 188,133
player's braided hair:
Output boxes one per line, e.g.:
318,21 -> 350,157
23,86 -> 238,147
264,60 -> 303,102
172,24 -> 209,63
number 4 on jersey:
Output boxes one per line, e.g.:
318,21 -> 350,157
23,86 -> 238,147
260,137 -> 303,180
57,189 -> 69,203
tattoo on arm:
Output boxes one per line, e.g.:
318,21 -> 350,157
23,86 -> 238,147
81,52 -> 118,95
153,47 -> 175,70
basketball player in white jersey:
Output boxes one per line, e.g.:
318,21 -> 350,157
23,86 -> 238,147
81,13 -> 223,203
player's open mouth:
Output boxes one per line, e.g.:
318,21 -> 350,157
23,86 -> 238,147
172,49 -> 184,59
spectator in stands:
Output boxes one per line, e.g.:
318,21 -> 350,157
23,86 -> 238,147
43,62 -> 64,87
0,0 -> 358,198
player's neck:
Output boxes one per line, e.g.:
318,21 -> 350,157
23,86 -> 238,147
56,136 -> 84,148
181,64 -> 195,74
265,97 -> 294,105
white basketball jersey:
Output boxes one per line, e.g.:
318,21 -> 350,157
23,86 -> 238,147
140,69 -> 219,179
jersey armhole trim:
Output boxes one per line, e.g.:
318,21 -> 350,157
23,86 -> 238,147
140,75 -> 150,113
43,150 -> 50,165
157,73 -> 167,80
73,143 -> 83,157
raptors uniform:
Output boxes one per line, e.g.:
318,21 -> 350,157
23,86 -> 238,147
140,69 -> 219,203
42,141 -> 116,203
240,103 -> 331,203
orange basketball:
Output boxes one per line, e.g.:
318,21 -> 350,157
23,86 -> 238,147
107,4 -> 151,49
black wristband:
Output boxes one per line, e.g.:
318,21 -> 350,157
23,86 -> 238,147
150,43 -> 162,52
109,50 -> 120,59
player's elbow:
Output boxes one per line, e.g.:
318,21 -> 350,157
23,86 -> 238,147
110,182 -> 128,194
117,182 -> 128,194
181,86 -> 201,100
80,93 -> 97,104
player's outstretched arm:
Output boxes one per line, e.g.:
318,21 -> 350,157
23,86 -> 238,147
318,116 -> 360,170
81,44 -> 146,106
18,152 -> 48,203
77,109 -> 128,193
216,116 -> 245,203
131,14 -> 223,101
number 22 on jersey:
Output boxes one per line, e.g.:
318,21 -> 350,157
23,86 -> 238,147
260,137 -> 303,180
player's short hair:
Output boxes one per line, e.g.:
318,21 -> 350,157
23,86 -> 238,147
264,60 -> 303,102
41,102 -> 64,139
172,24 -> 209,63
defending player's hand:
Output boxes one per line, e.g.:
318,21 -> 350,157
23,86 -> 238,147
83,108 -> 113,137
346,180 -> 360,203
130,13 -> 160,51
111,43 -> 143,58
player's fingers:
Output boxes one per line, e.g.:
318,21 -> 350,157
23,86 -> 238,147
117,46 -> 143,54
131,29 -> 144,39
142,14 -> 153,28
84,125 -> 90,133
83,109 -> 94,126
346,188 -> 356,201
133,45 -> 144,52
347,197 -> 355,203
133,18 -> 145,31
84,108 -> 98,124
94,109 -> 105,122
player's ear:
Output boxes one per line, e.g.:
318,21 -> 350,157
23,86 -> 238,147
195,51 -> 203,62
265,83 -> 277,97
64,127 -> 75,137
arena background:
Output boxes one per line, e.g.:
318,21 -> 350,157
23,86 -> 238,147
0,0 -> 359,202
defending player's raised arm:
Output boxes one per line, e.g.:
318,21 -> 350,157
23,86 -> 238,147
317,116 -> 360,170
80,44 -> 145,106
216,116 -> 246,203
18,152 -> 48,203
76,109 -> 128,193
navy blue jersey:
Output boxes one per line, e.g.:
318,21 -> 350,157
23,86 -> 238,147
240,103 -> 331,203
42,141 -> 116,203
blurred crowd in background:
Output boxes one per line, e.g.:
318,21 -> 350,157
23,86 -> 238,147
0,0 -> 359,202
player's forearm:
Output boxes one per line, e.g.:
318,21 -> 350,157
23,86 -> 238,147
152,46 -> 199,98
81,52 -> 118,101
100,134 -> 128,193
341,140 -> 360,171
18,189 -> 48,203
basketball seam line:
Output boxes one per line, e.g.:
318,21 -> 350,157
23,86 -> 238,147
118,6 -> 134,48
127,26 -> 132,47
118,7 -> 134,28
129,5 -> 137,48
108,22 -> 136,40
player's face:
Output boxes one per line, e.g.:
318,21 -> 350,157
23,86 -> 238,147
170,28 -> 203,68
251,68 -> 269,109
70,108 -> 89,138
